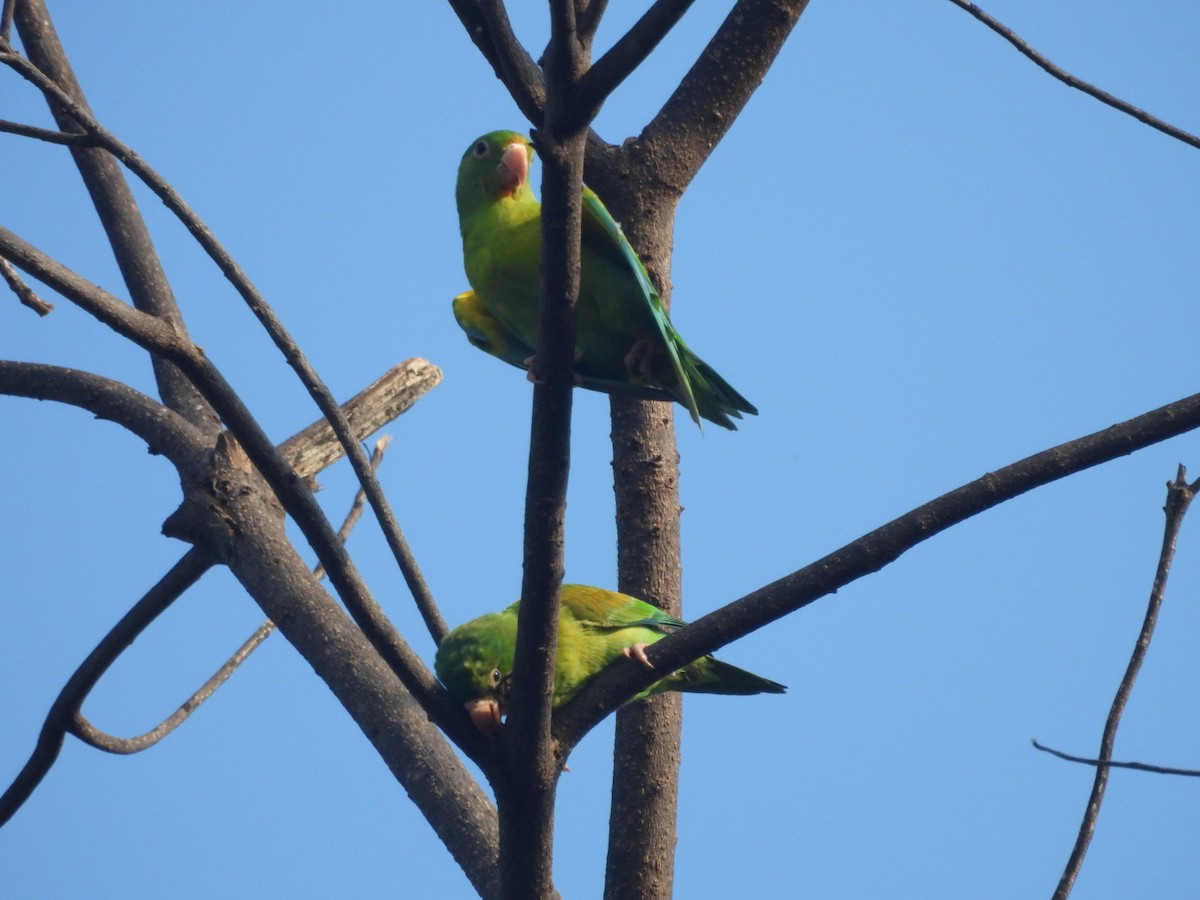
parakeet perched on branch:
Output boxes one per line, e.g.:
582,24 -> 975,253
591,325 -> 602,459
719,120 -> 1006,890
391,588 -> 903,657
434,583 -> 786,735
454,130 -> 758,430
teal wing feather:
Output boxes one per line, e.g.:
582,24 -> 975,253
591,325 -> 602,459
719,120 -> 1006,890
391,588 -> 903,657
580,188 -> 702,427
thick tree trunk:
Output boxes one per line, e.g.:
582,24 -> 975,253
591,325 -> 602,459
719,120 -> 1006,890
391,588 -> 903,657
605,191 -> 684,899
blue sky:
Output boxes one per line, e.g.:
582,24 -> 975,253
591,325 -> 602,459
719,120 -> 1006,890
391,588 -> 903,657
3,2 -> 1199,897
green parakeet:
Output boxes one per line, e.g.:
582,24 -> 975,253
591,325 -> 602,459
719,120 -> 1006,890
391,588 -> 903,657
434,583 -> 786,735
454,130 -> 758,430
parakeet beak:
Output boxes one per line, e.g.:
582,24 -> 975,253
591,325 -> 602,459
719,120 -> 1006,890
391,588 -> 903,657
464,698 -> 503,735
496,141 -> 529,196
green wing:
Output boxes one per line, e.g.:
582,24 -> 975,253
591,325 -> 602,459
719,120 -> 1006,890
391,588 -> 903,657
560,584 -> 683,633
453,289 -> 680,401
455,130 -> 757,430
580,188 -> 702,427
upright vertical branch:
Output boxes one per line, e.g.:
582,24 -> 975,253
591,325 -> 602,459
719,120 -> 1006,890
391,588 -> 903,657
498,2 -> 591,897
1052,467 -> 1198,899
13,0 -> 216,431
604,200 -> 684,900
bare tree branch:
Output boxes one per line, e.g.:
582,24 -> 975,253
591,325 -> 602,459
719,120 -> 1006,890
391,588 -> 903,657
575,0 -> 608,43
0,365 -> 499,890
0,225 -> 185,347
946,0 -> 1200,151
641,0 -> 811,193
0,360 -> 210,472
71,618 -> 272,755
0,0 -> 14,44
555,393 -> 1200,748
1051,466 -> 1198,899
0,116 -> 91,145
570,0 -> 696,131
1032,739 -> 1200,778
165,448 -> 501,896
1,256 -> 52,314
0,548 -> 213,827
0,37 -> 445,645
280,362 -> 440,491
71,437 -> 394,756
0,366 -> 414,766
446,0 -> 546,125
0,230 -> 455,731
493,2 -> 592,893
11,1 -> 217,430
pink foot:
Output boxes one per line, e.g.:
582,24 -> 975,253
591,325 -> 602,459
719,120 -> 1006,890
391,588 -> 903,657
623,339 -> 659,379
622,642 -> 655,669
523,353 -> 584,385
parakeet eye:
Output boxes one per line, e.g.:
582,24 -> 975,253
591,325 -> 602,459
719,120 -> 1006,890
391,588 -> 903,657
472,140 -> 490,158
489,668 -> 512,700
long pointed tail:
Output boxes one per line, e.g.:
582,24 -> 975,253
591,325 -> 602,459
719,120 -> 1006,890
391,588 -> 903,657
682,350 -> 759,431
680,656 -> 787,695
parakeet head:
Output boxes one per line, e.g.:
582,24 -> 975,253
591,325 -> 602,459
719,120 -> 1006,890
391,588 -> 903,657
455,130 -> 534,223
434,607 -> 519,735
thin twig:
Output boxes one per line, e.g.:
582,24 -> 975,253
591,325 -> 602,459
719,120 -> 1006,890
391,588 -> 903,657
1,256 -> 53,315
13,3 -> 216,430
946,0 -> 1200,151
0,549 -> 213,827
0,45 -> 446,644
71,437 -> 393,755
0,117 -> 92,145
71,620 -> 274,754
1051,466 -> 1198,900
1032,739 -> 1200,778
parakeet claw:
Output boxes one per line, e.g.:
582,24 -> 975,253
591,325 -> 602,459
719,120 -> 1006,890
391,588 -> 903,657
622,642 -> 655,669
523,353 -> 585,385
623,339 -> 659,379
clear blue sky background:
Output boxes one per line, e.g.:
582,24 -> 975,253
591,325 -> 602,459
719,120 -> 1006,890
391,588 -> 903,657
3,2 -> 1199,897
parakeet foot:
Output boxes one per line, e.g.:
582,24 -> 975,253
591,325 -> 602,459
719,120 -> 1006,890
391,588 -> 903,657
523,353 -> 585,386
622,642 -> 655,669
623,339 -> 660,379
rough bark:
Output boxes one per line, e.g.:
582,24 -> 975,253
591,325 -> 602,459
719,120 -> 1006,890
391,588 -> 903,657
165,439 -> 501,898
604,201 -> 684,900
